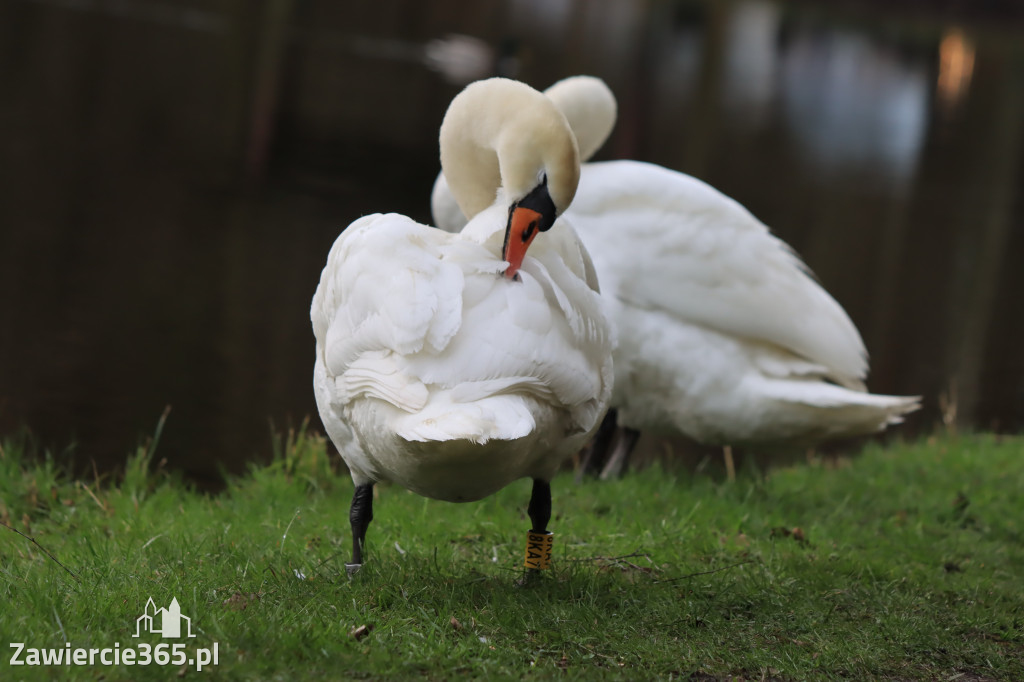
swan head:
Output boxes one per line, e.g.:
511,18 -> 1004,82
500,172 -> 557,281
543,76 -> 617,163
440,78 -> 580,279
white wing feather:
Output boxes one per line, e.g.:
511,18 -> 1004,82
571,160 -> 868,387
430,158 -> 919,445
311,212 -> 611,446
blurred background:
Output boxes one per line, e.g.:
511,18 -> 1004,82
1,0 -> 1022,487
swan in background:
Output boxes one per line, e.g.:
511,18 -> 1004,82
311,78 -> 613,571
433,76 -> 920,479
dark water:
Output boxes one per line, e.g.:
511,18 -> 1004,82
1,0 -> 1022,485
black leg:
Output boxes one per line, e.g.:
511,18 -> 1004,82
527,479 -> 551,533
599,426 -> 641,479
521,479 -> 554,582
577,409 -> 620,479
347,483 -> 374,573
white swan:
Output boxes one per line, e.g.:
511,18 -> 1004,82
433,76 -> 919,478
311,78 -> 614,571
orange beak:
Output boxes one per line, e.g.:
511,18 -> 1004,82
502,206 -> 543,280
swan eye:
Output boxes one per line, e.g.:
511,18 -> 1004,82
522,220 -> 538,242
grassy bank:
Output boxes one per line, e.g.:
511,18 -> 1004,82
1,430 -> 1022,680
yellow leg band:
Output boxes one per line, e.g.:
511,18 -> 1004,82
524,531 -> 554,570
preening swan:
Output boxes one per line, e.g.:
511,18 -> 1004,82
311,78 -> 613,571
433,76 -> 919,478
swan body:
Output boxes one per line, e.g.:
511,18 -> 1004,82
312,207 -> 610,501
432,76 -> 919,455
572,160 -> 917,444
312,78 -> 613,567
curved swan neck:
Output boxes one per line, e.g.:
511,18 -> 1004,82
439,78 -> 580,221
543,76 -> 617,163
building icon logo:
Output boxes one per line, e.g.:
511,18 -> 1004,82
133,597 -> 196,638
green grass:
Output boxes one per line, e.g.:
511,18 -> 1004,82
0,428 -> 1022,681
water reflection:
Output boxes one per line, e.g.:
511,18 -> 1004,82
1,0 -> 1021,485
779,28 -> 930,184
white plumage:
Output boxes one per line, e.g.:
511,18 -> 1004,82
570,160 -> 917,446
432,76 -> 919,470
312,78 -> 614,568
312,209 -> 611,500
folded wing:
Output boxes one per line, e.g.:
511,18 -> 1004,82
311,212 -> 611,444
572,160 -> 868,388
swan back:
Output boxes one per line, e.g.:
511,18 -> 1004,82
311,211 -> 613,498
573,160 -> 868,386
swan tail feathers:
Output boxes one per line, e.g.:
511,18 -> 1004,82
394,395 -> 537,443
756,379 -> 921,438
